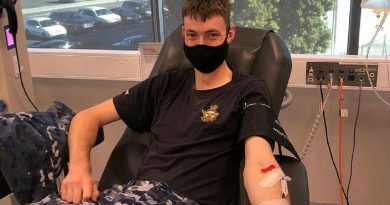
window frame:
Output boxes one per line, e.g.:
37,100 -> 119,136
347,0 -> 362,55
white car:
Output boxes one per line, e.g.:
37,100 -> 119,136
25,17 -> 67,39
79,6 -> 122,28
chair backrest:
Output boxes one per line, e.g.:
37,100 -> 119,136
98,26 -> 309,205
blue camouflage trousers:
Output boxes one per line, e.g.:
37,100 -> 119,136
0,102 -> 197,205
33,180 -> 199,205
0,102 -> 73,204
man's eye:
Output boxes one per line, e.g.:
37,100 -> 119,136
186,33 -> 197,38
208,33 -> 220,38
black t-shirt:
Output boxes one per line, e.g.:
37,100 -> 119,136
113,67 -> 272,205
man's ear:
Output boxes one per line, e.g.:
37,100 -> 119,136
181,25 -> 185,38
227,24 -> 236,44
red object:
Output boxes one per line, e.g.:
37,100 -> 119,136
261,164 -> 276,173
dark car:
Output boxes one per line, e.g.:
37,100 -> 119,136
121,1 -> 152,19
110,7 -> 141,24
111,35 -> 150,50
49,11 -> 95,34
28,39 -> 83,49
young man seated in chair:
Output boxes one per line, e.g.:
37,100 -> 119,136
42,0 -> 291,204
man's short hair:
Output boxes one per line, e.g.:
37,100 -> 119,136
182,0 -> 231,26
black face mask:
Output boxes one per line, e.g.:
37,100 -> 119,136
183,39 -> 229,73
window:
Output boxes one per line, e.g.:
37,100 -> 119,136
359,10 -> 390,56
21,0 -> 386,56
162,0 -> 350,55
21,0 -> 153,50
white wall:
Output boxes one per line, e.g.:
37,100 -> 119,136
285,55 -> 390,204
279,87 -> 390,205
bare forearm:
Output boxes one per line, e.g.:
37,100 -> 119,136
67,99 -> 119,169
67,111 -> 100,171
244,136 -> 290,205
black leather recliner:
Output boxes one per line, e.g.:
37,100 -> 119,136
0,172 -> 11,198
98,26 -> 309,205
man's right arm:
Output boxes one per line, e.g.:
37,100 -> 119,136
60,98 -> 120,203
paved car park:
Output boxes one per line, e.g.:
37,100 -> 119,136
22,0 -> 154,50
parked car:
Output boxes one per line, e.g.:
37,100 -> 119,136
112,35 -> 149,50
25,17 -> 67,39
59,0 -> 80,3
28,39 -> 83,49
121,1 -> 152,19
162,4 -> 170,16
78,7 -> 121,28
49,11 -> 95,34
110,7 -> 141,24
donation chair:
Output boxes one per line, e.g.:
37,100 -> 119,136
98,26 -> 309,205
0,172 -> 11,198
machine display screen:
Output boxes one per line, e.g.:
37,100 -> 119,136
4,25 -> 15,50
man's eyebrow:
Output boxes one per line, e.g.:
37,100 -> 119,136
205,29 -> 222,33
185,29 -> 197,33
184,29 -> 222,33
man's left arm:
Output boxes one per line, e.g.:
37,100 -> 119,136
243,136 -> 291,205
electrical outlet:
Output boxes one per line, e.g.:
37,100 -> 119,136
340,109 -> 349,118
306,62 -> 378,87
12,55 -> 23,79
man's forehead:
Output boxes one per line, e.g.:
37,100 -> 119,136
183,16 -> 227,32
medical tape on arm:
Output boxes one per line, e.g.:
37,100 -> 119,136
259,166 -> 291,197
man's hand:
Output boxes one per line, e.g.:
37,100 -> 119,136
60,164 -> 99,203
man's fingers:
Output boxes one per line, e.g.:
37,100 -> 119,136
59,172 -> 96,203
92,183 -> 99,201
72,186 -> 83,204
66,185 -> 74,203
82,182 -> 92,201
60,182 -> 67,201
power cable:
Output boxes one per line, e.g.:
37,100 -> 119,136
319,80 -> 350,205
338,78 -> 344,205
13,34 -> 39,112
300,75 -> 333,160
346,79 -> 363,200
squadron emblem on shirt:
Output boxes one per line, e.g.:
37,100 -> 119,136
201,104 -> 219,122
